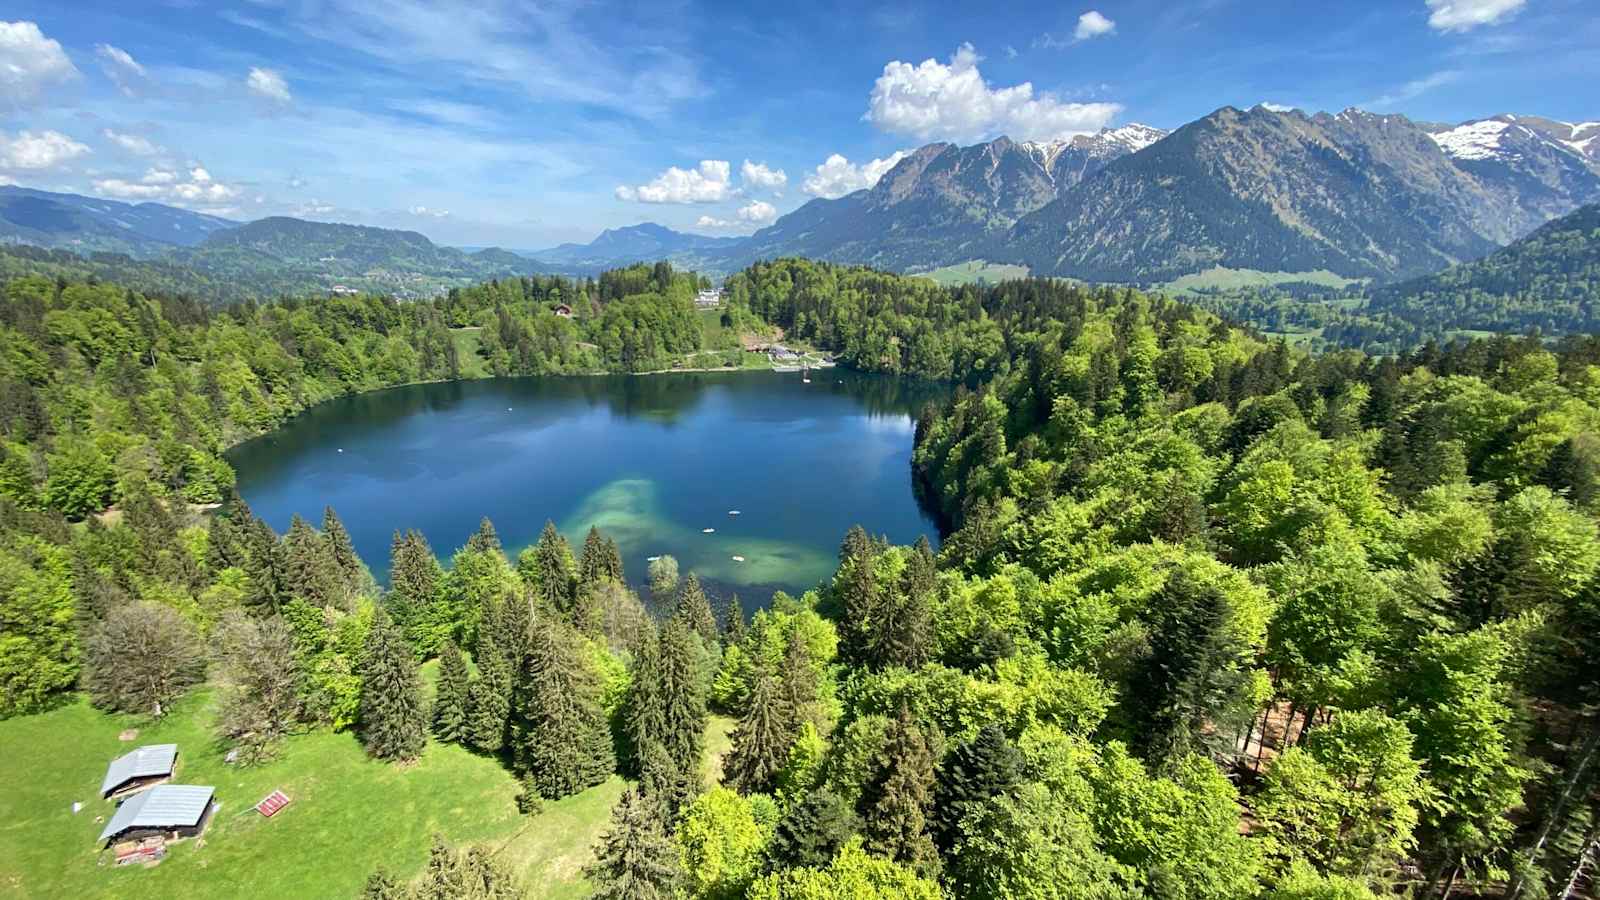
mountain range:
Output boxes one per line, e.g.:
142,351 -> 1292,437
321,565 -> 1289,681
4,105 -> 1597,298
0,187 -> 538,300
531,107 -> 1599,285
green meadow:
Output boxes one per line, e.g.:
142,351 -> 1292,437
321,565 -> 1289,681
0,686 -> 733,900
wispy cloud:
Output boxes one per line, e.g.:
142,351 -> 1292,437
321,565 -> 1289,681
1367,69 -> 1461,107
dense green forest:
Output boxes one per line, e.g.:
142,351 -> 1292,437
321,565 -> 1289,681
6,256 -> 1600,899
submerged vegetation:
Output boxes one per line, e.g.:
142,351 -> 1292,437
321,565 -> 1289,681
5,254 -> 1600,899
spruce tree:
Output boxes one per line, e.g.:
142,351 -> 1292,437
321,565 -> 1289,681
601,536 -> 625,583
675,573 -> 717,644
466,516 -> 502,554
466,600 -> 511,753
359,869 -> 404,900
778,627 -> 819,731
241,511 -> 286,614
322,505 -> 362,594
432,640 -> 469,743
529,520 -> 576,614
623,631 -> 666,775
510,618 -> 615,798
579,525 -> 609,586
658,618 -> 708,786
861,705 -> 939,876
769,787 -> 860,868
1126,569 -> 1249,765
388,530 -> 444,653
931,723 -> 1023,854
723,670 -> 791,795
584,787 -> 680,900
359,610 -> 427,762
283,513 -> 339,607
206,506 -> 247,572
721,595 -> 747,646
837,525 -> 879,666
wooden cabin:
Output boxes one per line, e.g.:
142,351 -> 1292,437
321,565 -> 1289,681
99,785 -> 216,848
101,744 -> 178,800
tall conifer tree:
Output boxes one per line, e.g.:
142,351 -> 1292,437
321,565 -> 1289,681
529,520 -> 576,614
861,705 -> 939,876
283,513 -> 339,607
322,505 -> 362,594
432,640 -> 469,742
466,517 -> 501,554
658,618 -> 708,787
931,723 -> 1022,854
584,787 -> 680,900
510,619 -> 615,798
723,670 -> 791,795
675,573 -> 717,644
359,610 -> 427,761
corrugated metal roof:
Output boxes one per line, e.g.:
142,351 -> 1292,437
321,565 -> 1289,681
100,744 -> 178,796
99,785 -> 214,843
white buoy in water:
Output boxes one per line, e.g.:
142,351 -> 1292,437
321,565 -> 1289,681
702,528 -> 716,534
731,555 -> 745,563
337,448 -> 344,453
728,510 -> 741,516
647,555 -> 661,562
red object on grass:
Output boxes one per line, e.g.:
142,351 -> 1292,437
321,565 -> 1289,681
255,790 -> 290,817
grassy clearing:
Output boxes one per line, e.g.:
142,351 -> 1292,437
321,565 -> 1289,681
913,260 -> 1030,287
0,693 -> 733,899
448,327 -> 489,379
1158,266 -> 1360,294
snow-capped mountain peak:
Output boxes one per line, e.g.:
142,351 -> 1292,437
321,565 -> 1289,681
1429,118 -> 1514,161
1020,123 -> 1169,170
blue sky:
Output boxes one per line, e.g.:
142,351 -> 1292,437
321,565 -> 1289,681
1,0 -> 1595,248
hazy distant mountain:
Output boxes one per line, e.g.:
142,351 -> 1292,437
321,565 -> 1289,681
0,186 -> 236,257
732,125 -> 1168,272
528,222 -> 745,273
1366,200 -> 1600,334
170,217 -> 539,298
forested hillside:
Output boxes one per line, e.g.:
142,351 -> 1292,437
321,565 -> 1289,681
1371,201 -> 1600,335
6,258 -> 1600,898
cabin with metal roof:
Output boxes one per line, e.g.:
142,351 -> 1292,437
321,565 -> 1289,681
99,785 -> 216,847
100,744 -> 178,800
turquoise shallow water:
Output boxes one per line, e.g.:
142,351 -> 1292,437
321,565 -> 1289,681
227,370 -> 946,606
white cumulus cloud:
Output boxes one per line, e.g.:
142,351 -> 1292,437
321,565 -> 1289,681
801,151 -> 910,199
616,159 -> 733,203
740,160 -> 787,192
95,44 -> 149,97
408,205 -> 450,218
1425,0 -> 1525,31
0,21 -> 79,111
0,130 -> 90,170
1074,11 -> 1117,40
865,43 -> 1122,143
246,66 -> 292,103
93,164 -> 239,208
695,215 -> 734,229
737,200 -> 777,225
102,128 -> 163,157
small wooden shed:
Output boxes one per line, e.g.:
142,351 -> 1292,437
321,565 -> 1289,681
100,744 -> 178,800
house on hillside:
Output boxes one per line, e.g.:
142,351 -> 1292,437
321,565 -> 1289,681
553,303 -> 573,318
330,285 -> 359,296
98,784 -> 216,848
695,289 -> 722,309
101,744 -> 178,800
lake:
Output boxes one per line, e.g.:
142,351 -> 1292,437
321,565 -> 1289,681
228,370 -> 947,606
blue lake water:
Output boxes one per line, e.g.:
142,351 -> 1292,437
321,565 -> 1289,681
227,370 -> 946,606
